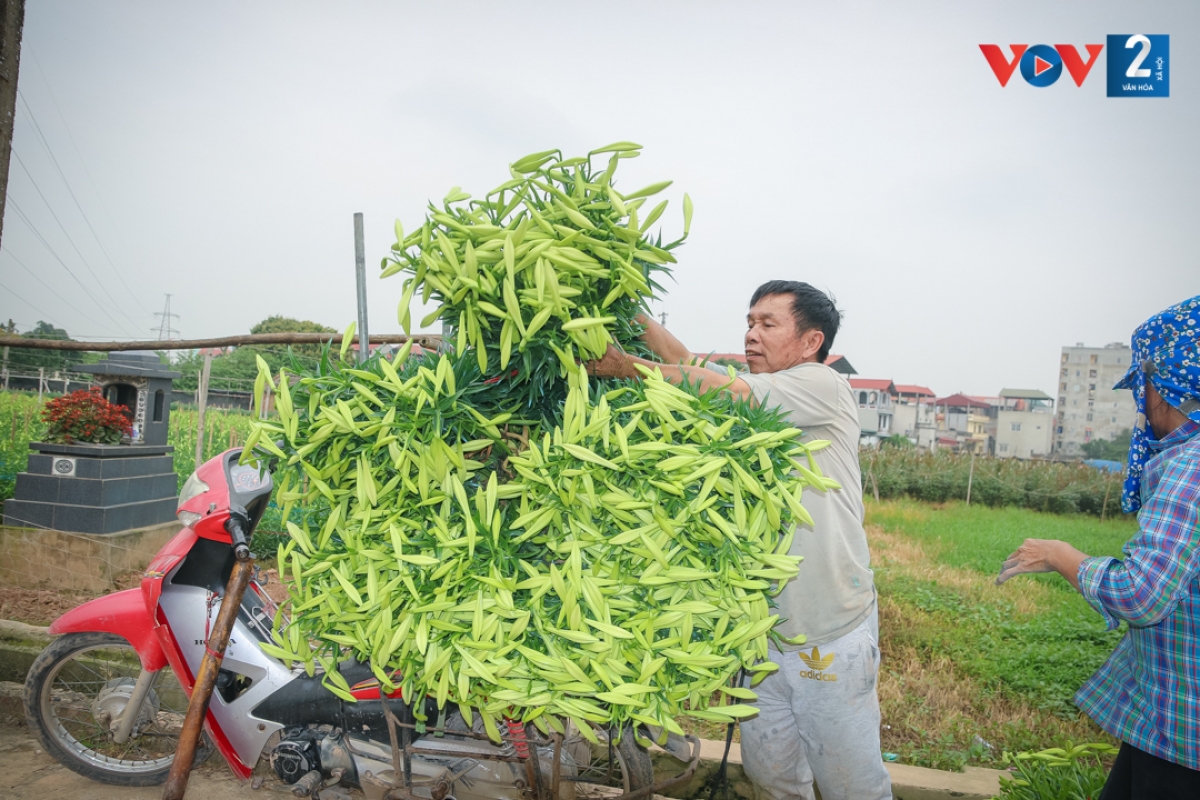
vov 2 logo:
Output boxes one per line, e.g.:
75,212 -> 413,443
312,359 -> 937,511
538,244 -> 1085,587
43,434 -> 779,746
1106,35 -> 1170,97
979,44 -> 1103,88
980,37 -> 1170,97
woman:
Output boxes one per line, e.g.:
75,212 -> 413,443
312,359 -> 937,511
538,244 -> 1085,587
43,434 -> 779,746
997,295 -> 1200,799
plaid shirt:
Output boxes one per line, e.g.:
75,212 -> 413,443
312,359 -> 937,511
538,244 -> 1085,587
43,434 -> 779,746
1076,420 -> 1200,770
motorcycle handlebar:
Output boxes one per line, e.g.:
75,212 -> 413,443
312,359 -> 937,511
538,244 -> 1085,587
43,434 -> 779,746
225,514 -> 252,562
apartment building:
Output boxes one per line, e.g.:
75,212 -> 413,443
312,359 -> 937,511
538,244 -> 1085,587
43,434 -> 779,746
1054,342 -> 1136,456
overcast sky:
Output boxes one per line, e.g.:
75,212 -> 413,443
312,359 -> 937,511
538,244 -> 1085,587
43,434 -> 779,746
2,2 -> 1196,397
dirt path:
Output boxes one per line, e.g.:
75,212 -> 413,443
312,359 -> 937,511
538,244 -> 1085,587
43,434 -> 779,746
0,682 -> 343,800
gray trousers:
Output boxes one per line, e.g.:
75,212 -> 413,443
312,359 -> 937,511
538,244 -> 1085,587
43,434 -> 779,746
740,605 -> 892,800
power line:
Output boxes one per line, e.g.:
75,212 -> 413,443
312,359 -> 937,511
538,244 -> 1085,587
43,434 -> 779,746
2,249 -> 111,331
6,198 -> 134,336
9,147 -> 142,335
15,84 -> 153,317
0,277 -> 60,322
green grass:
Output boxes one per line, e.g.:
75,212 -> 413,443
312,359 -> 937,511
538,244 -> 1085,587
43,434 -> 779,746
868,499 -> 1136,770
869,498 -> 1135,577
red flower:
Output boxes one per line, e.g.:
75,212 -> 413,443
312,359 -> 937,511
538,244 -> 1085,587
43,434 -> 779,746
41,388 -> 133,445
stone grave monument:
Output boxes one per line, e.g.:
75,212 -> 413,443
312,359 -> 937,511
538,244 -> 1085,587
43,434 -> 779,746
3,352 -> 183,534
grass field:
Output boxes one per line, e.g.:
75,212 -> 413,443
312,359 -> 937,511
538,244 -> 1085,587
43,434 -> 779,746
868,499 -> 1135,770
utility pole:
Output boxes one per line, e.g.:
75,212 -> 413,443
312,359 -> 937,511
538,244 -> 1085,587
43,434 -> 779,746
153,293 -> 180,361
0,0 -> 25,248
353,213 -> 369,364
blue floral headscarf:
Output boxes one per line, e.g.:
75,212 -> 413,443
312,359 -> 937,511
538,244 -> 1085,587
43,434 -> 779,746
1114,295 -> 1200,512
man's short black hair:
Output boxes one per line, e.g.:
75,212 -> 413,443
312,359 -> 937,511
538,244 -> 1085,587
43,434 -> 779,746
749,280 -> 840,363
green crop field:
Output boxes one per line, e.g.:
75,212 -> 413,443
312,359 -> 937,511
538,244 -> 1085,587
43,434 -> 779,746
167,405 -> 259,488
864,447 -> 1127,517
868,498 -> 1135,770
0,392 -> 46,502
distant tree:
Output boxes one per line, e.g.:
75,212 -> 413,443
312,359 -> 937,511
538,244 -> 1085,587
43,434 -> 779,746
4,320 -> 73,372
1081,429 -> 1132,462
27,321 -> 68,338
174,316 -> 338,392
250,316 -> 338,358
880,434 -> 915,450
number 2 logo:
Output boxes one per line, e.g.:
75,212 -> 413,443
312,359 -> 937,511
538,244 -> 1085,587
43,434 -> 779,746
1124,34 -> 1152,78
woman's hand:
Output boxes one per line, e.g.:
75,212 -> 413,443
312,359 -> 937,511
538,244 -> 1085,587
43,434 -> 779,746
997,539 -> 1088,592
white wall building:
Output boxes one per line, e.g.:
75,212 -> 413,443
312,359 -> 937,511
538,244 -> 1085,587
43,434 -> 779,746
994,389 -> 1054,459
1055,343 -> 1136,457
849,378 -> 894,447
891,384 -> 938,450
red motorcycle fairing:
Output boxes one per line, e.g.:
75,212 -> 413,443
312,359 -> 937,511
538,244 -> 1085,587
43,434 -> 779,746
48,589 -> 167,672
50,525 -> 254,779
150,608 -> 255,779
141,526 -> 198,611
177,449 -> 236,545
349,675 -> 405,701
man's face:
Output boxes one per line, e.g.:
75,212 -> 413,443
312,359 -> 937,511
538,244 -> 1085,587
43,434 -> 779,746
744,294 -> 822,374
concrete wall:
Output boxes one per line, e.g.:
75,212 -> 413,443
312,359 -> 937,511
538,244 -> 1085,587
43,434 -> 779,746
0,521 -> 180,593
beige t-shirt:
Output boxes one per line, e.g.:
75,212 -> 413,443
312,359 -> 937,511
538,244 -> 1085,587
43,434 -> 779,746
739,362 -> 875,647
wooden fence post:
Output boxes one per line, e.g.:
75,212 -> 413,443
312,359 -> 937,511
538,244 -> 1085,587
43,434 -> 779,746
194,354 -> 212,470
966,451 -> 976,506
1101,476 -> 1113,524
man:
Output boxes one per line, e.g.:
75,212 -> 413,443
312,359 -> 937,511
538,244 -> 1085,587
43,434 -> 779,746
997,295 -> 1200,799
591,280 -> 891,800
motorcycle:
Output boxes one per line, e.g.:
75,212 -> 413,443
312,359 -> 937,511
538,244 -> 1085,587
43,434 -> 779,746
23,448 -> 698,799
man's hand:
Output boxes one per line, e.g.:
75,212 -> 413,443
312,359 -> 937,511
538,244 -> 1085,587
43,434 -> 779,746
997,538 -> 1088,592
587,345 -> 639,379
587,343 -> 755,401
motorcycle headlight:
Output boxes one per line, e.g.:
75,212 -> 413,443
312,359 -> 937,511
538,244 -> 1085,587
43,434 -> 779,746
177,510 -> 202,528
177,473 -> 210,527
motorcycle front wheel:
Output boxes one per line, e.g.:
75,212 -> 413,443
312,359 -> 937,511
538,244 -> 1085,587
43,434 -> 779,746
23,631 -> 211,786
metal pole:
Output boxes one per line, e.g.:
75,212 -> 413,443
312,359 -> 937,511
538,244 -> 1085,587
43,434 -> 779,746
354,212 -> 369,365
37,366 -> 42,401
162,555 -> 255,800
194,354 -> 212,470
